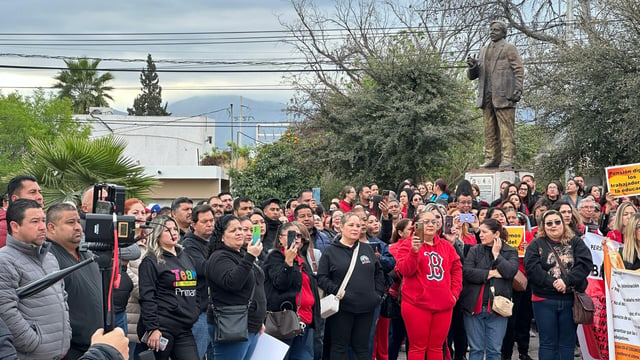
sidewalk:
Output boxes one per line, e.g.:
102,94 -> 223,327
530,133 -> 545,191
395,332 -> 584,359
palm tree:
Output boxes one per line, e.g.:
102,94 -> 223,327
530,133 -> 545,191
20,135 -> 158,208
53,58 -> 115,114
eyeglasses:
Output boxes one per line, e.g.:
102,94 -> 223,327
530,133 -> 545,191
545,219 -> 563,227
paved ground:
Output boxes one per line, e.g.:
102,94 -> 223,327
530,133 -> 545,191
394,330 -> 584,359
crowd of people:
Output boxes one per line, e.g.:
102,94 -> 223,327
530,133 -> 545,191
0,172 -> 639,360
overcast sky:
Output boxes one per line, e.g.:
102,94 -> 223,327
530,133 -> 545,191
0,0 -> 324,111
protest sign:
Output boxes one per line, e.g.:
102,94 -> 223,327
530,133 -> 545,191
504,226 -> 525,257
606,163 -> 640,198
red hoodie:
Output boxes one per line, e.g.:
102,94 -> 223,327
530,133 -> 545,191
395,234 -> 462,312
339,200 -> 353,213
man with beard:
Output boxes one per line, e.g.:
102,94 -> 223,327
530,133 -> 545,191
207,196 -> 224,223
1,175 -> 45,248
171,197 -> 193,240
261,198 -> 282,251
218,191 -> 234,215
295,204 -> 330,252
47,203 -> 103,359
0,199 -> 71,359
357,185 -> 372,213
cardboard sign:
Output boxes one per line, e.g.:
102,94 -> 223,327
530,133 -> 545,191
605,163 -> 640,198
504,226 -> 525,257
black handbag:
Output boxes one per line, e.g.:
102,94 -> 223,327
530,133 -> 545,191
379,293 -> 401,319
212,276 -> 256,343
265,300 -> 304,340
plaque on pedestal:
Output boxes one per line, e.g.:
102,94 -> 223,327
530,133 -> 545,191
465,168 -> 533,205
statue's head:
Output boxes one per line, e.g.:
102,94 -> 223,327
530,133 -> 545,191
489,20 -> 507,42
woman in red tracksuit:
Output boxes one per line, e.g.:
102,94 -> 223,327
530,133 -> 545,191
395,210 -> 463,360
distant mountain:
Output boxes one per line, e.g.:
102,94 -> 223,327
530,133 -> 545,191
167,95 -> 291,148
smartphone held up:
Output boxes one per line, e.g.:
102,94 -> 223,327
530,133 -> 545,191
415,221 -> 424,242
287,230 -> 297,248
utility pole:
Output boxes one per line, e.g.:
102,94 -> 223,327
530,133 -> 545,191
566,0 -> 574,42
230,103 -> 234,169
238,96 -> 243,148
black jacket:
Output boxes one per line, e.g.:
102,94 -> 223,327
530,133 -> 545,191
317,240 -> 385,314
182,232 -> 211,313
113,264 -> 133,313
459,243 -> 519,315
524,235 -> 592,300
137,248 -> 199,336
48,241 -> 103,351
377,215 -> 393,244
620,248 -> 640,270
206,246 -> 267,333
262,249 -> 321,329
262,218 -> 282,254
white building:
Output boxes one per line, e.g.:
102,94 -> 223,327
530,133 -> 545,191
74,108 -> 230,205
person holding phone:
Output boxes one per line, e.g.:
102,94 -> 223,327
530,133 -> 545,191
137,215 -> 200,360
387,218 -> 412,360
262,222 -> 320,359
395,210 -> 462,360
459,219 -> 519,360
206,215 -> 266,360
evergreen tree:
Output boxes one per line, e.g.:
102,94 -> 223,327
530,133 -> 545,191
128,54 -> 170,116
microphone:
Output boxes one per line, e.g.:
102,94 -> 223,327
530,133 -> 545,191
17,255 -> 98,299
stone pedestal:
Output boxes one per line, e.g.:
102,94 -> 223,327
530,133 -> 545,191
465,168 -> 533,204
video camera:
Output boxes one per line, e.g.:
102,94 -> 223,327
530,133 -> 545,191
82,183 -> 137,247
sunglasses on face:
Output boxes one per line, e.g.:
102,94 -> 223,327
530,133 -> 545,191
545,219 -> 563,227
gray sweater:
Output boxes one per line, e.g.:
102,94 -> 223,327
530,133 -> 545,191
0,235 -> 71,359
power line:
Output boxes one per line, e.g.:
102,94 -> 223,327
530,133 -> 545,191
0,85 -> 298,91
0,64 -> 356,73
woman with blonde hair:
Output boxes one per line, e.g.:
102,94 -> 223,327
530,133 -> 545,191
138,215 -> 200,359
605,202 -> 638,243
620,213 -> 640,270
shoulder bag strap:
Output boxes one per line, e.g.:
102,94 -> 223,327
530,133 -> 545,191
544,239 -> 569,278
337,242 -> 360,295
307,249 -> 318,273
247,263 -> 257,306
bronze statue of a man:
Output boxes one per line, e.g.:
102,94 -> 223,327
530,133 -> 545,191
467,20 -> 524,169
